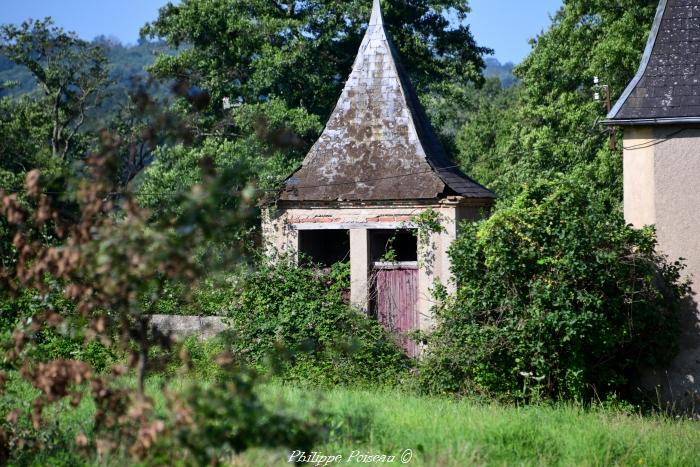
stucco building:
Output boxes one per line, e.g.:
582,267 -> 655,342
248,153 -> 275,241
606,0 -> 700,404
263,0 -> 494,354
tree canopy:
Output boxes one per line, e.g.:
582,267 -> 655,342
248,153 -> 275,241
0,0 -> 689,435
0,19 -> 109,159
456,0 -> 657,200
142,0 -> 490,130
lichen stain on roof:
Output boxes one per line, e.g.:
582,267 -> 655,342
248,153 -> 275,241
608,0 -> 700,124
280,0 -> 495,202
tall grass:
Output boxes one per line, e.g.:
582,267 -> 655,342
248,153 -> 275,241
3,374 -> 700,466
254,384 -> 700,466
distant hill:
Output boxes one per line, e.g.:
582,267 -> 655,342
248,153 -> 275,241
0,54 -> 35,95
0,38 -> 172,127
484,58 -> 517,88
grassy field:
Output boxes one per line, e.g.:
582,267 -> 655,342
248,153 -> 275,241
250,385 -> 700,467
3,374 -> 700,466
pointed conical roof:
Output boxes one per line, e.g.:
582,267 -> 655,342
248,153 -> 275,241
280,0 -> 494,202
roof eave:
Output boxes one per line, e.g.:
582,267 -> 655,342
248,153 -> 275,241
603,117 -> 700,126
273,195 -> 496,210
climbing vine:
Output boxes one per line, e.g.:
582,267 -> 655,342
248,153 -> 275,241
409,209 -> 446,246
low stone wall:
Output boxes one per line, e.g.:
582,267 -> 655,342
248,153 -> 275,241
149,315 -> 227,341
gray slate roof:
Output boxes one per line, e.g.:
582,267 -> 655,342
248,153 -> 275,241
280,0 -> 495,202
607,0 -> 700,125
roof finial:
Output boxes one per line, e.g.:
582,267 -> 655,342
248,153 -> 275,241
369,0 -> 383,27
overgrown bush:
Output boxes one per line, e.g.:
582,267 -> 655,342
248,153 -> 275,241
228,258 -> 410,386
0,288 -> 115,372
420,176 -> 689,401
149,365 -> 321,465
146,277 -> 238,317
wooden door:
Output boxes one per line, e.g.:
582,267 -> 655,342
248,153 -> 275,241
374,265 -> 419,357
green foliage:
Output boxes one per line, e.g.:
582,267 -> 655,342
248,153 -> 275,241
423,77 -> 507,154
147,278 -> 237,317
0,373 -> 87,466
138,98 -> 322,218
420,176 -> 689,401
8,379 -> 700,466
0,96 -> 58,188
0,18 -> 109,159
265,385 -> 700,466
228,258 -> 410,386
169,336 -> 227,380
1,36 -> 174,133
39,333 -> 115,373
454,82 -> 520,189
410,208 -> 447,244
151,368 -> 321,465
456,0 -> 657,200
0,288 -> 115,373
437,1 -> 676,402
143,0 -> 490,123
0,370 -> 320,466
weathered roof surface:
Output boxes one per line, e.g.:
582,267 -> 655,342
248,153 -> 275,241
280,0 -> 495,202
607,0 -> 700,125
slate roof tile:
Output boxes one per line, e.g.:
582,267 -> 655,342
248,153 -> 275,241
608,0 -> 700,123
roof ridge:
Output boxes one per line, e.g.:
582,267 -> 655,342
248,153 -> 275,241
369,0 -> 383,27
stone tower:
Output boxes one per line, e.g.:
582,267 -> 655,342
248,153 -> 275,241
264,0 -> 494,352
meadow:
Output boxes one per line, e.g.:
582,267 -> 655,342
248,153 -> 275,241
5,373 -> 700,467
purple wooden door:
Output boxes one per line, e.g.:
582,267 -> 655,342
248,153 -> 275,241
374,267 -> 419,357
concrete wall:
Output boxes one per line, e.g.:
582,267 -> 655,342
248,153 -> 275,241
149,315 -> 227,341
263,199 -> 490,331
624,126 -> 700,406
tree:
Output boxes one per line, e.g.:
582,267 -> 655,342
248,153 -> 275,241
141,0 -> 490,133
0,95 -> 56,189
0,18 -> 109,159
0,85 -> 321,462
456,0 -> 657,200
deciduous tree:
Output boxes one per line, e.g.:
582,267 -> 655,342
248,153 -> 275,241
0,18 -> 109,159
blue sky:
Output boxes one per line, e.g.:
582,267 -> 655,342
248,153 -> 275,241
1,0 -> 563,64
468,0 -> 562,64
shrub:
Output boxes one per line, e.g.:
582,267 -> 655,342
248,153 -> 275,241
420,176 -> 689,401
150,366 -> 322,465
147,278 -> 237,317
227,259 -> 410,386
1,287 -> 115,372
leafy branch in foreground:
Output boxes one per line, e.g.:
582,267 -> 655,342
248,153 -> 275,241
0,85 -> 317,462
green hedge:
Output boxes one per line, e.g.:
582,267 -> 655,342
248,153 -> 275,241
420,176 -> 688,401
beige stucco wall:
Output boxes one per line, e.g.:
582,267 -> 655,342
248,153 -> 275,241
263,200 -> 489,333
623,127 -> 656,228
624,126 -> 700,406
